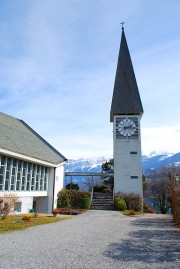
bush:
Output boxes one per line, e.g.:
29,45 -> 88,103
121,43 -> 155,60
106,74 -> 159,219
143,204 -> 156,213
102,188 -> 112,193
22,214 -> 30,221
114,197 -> 127,211
82,197 -> 91,209
57,189 -> 70,208
93,184 -> 107,192
129,209 -> 136,215
66,183 -> 79,190
116,192 -> 142,212
52,208 -> 60,217
57,189 -> 91,209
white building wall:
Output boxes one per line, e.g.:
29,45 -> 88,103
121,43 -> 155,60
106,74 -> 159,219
54,164 -> 65,209
14,196 -> 33,214
47,167 -> 55,213
47,163 -> 65,213
2,192 -> 48,214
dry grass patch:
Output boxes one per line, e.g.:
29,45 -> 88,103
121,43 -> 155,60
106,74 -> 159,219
0,214 -> 71,233
121,210 -> 144,216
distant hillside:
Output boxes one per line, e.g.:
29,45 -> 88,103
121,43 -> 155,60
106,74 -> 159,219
142,152 -> 180,173
65,157 -> 107,173
65,152 -> 180,174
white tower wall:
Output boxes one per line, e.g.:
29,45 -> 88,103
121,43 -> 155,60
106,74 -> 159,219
113,115 -> 143,197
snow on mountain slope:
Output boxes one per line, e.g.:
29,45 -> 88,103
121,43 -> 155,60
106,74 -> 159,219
65,152 -> 180,173
65,157 -> 109,172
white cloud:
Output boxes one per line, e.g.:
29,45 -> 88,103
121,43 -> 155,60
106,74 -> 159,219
141,126 -> 180,155
0,0 -> 180,159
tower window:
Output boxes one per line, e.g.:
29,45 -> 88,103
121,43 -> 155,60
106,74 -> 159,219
130,151 -> 137,154
131,176 -> 138,179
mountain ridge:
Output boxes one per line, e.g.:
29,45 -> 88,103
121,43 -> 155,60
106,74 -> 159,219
65,152 -> 180,174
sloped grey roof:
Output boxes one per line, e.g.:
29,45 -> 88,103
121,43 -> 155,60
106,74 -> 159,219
110,29 -> 143,122
0,112 -> 67,165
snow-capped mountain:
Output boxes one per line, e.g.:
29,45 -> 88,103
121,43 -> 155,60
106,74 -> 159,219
142,152 -> 180,172
65,157 -> 108,173
65,152 -> 180,174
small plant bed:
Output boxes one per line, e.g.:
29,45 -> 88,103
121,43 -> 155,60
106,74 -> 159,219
52,208 -> 87,216
0,214 -> 70,233
121,210 -> 144,216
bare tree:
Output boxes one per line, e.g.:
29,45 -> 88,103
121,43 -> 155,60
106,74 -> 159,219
0,194 -> 19,219
146,166 -> 180,214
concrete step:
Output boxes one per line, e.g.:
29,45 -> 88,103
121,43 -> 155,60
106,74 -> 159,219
91,200 -> 114,204
93,192 -> 113,198
92,198 -> 113,201
91,205 -> 114,210
91,191 -> 114,210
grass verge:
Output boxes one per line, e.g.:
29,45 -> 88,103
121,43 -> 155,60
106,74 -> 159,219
0,214 -> 71,233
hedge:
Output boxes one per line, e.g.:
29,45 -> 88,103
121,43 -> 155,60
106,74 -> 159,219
115,192 -> 142,212
114,197 -> 127,211
57,189 -> 91,209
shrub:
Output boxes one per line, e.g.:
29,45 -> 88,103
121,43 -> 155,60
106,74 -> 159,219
93,184 -> 107,192
66,183 -> 79,190
57,189 -> 71,208
82,197 -> 91,209
57,189 -> 91,209
143,204 -> 156,213
116,192 -> 142,212
102,188 -> 112,193
114,197 -> 127,211
129,209 -> 136,215
22,214 -> 30,221
52,208 -> 60,217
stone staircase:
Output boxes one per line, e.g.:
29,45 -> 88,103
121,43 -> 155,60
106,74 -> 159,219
91,192 -> 114,210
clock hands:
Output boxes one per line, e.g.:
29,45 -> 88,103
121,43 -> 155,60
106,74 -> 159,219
124,124 -> 135,130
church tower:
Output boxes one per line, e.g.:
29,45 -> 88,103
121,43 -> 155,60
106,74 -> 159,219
110,26 -> 144,197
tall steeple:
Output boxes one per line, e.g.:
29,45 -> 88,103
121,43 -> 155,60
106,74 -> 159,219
110,28 -> 143,122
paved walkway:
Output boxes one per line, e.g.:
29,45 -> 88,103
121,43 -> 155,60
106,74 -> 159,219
0,210 -> 179,269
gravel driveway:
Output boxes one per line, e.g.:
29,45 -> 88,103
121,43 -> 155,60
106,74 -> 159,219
0,210 -> 179,269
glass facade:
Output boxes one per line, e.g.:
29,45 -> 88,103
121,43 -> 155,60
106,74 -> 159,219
0,155 -> 49,192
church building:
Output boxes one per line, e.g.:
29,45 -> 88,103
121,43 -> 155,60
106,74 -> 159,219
0,112 -> 67,214
110,26 -> 144,197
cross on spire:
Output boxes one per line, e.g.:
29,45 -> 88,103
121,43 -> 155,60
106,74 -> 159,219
120,21 -> 125,30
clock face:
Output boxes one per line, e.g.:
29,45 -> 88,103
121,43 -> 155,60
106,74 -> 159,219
117,118 -> 136,137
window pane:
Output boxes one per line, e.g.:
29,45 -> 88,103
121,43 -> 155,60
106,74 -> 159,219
12,167 -> 16,175
16,181 -> 20,191
5,180 -> 9,190
0,175 -> 3,184
1,156 -> 6,165
26,182 -> 30,190
0,167 -> 4,175
14,202 -> 22,212
18,162 -> 22,170
11,185 -> 15,191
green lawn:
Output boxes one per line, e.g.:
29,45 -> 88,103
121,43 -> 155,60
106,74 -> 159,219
0,214 -> 71,233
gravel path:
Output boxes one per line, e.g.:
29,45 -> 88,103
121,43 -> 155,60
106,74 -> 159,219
0,210 -> 179,269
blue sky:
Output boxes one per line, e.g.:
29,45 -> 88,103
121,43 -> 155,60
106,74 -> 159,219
0,0 -> 180,159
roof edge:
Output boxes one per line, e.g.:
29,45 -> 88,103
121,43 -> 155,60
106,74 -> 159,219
19,120 -> 67,163
0,148 -> 60,167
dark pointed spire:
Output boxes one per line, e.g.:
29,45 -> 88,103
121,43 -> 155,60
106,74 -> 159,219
110,28 -> 143,122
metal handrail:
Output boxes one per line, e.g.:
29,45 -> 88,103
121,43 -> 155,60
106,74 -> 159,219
91,187 -> 94,202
